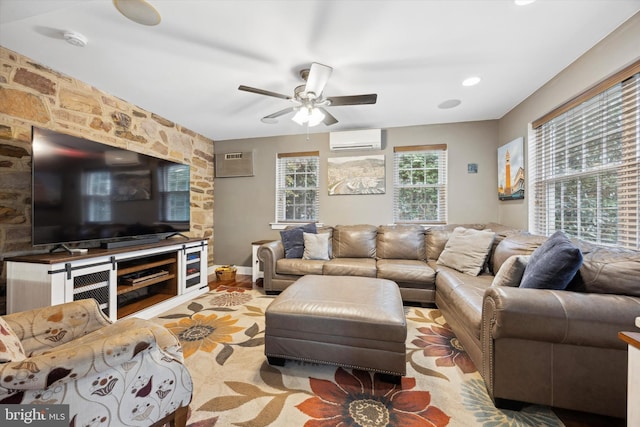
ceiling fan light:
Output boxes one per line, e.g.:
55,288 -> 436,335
307,108 -> 325,127
292,108 -> 310,125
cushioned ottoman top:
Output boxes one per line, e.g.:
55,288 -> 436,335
265,274 -> 406,343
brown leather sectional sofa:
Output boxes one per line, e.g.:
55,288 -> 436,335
257,223 -> 640,418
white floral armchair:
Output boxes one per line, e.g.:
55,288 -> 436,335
0,299 -> 192,427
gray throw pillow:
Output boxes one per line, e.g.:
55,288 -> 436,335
436,227 -> 496,276
519,230 -> 583,290
280,223 -> 317,258
302,232 -> 330,260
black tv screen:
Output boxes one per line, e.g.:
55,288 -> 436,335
32,127 -> 190,246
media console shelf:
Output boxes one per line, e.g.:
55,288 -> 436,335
6,238 -> 208,321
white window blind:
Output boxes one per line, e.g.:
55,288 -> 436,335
393,144 -> 447,224
275,151 -> 320,223
530,61 -> 640,248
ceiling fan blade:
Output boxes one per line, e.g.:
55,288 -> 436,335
238,85 -> 292,100
261,107 -> 295,123
319,108 -> 338,126
327,94 -> 377,106
264,107 -> 295,119
304,62 -> 333,97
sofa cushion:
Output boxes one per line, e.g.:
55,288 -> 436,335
276,258 -> 325,276
332,224 -> 377,258
376,225 -> 426,260
0,317 -> 26,363
574,242 -> 640,297
376,259 -> 436,285
323,258 -> 377,277
520,231 -> 583,290
435,269 -> 492,339
436,227 -> 496,276
425,223 -> 486,261
303,232 -> 331,260
491,233 -> 546,274
491,255 -> 530,287
280,223 -> 317,258
483,223 -> 523,274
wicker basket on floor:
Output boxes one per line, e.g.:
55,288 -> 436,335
215,265 -> 237,281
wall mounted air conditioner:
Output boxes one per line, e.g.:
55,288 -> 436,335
329,129 -> 382,151
215,151 -> 254,177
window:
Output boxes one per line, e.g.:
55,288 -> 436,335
160,164 -> 190,222
393,144 -> 447,223
530,61 -> 639,248
276,151 -> 320,223
83,171 -> 111,222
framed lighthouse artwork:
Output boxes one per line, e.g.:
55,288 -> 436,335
498,137 -> 525,200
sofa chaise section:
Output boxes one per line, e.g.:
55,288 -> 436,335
432,226 -> 640,419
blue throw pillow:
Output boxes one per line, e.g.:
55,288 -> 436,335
280,223 -> 317,258
519,230 -> 583,290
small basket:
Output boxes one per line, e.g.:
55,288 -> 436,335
215,265 -> 237,281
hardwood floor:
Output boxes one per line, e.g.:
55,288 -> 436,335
208,274 -> 626,427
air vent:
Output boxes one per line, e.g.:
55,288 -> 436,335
215,151 -> 254,178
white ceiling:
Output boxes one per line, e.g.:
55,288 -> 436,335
1,0 -> 639,142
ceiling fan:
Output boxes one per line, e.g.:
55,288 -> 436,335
238,62 -> 377,127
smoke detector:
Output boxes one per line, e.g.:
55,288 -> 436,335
63,31 -> 88,47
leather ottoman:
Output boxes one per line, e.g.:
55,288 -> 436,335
265,274 -> 407,382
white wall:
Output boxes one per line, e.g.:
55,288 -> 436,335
497,12 -> 640,230
214,120 -> 499,266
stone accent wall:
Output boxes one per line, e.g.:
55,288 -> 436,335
0,47 -> 214,314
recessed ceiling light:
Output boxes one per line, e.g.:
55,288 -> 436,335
462,76 -> 481,87
438,99 -> 461,109
514,0 -> 536,5
113,0 -> 161,26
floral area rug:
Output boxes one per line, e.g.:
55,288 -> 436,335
151,286 -> 563,427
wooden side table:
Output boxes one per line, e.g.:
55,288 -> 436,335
251,240 -> 275,283
619,317 -> 640,425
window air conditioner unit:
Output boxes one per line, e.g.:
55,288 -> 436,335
329,129 -> 382,151
215,151 -> 254,177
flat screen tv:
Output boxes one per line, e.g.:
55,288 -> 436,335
32,127 -> 190,248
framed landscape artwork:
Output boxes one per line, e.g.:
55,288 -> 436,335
328,155 -> 385,195
498,137 -> 525,200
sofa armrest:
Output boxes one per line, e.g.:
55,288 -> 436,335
483,286 -> 640,350
258,240 -> 285,280
4,299 -> 112,355
0,327 -> 160,392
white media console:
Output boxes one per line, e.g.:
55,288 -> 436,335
6,238 -> 209,320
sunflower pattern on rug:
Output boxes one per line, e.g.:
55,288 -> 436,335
152,286 -> 562,427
